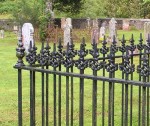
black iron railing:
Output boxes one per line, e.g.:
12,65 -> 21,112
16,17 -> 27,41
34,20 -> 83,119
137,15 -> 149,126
14,32 -> 150,126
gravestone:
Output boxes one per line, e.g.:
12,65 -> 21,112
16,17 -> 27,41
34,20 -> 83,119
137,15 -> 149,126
144,22 -> 150,40
22,23 -> 34,53
45,1 -> 54,18
61,17 -> 66,29
99,22 -> 106,41
13,25 -> 18,34
122,19 -> 130,30
109,18 -> 117,41
99,26 -> 105,41
91,19 -> 99,43
87,17 -> 91,28
62,18 -> 72,46
0,30 -> 4,38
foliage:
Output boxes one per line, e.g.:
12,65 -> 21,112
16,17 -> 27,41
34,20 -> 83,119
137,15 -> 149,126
103,0 -> 143,18
38,13 -> 51,41
141,0 -> 150,18
78,0 -> 105,18
0,0 -> 16,14
11,0 -> 42,27
10,0 -> 52,40
1,0 -> 150,19
54,0 -> 84,14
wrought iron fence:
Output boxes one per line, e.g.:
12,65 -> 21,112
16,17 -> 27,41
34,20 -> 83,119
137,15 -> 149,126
14,32 -> 150,126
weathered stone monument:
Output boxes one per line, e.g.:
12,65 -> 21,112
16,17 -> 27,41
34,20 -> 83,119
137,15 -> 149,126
22,23 -> 34,53
99,22 -> 106,41
61,17 -> 66,29
62,18 -> 72,46
87,17 -> 91,28
109,18 -> 117,41
13,25 -> 18,34
91,19 -> 99,43
144,22 -> 150,40
0,30 -> 4,38
122,19 -> 130,30
45,1 -> 54,18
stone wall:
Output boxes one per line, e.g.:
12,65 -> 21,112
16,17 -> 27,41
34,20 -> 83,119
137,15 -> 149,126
1,18 -> 150,31
0,19 -> 15,31
54,18 -> 150,30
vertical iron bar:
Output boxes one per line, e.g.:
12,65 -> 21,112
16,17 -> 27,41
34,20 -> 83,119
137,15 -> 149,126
121,54 -> 125,126
147,53 -> 150,126
120,34 -> 126,126
130,52 -> 133,126
33,71 -> 35,126
30,71 -> 35,126
79,70 -> 84,126
112,53 -> 116,126
138,87 -> 141,126
112,73 -> 115,126
124,74 -> 129,126
122,83 -> 124,126
138,54 -> 142,126
18,69 -> 22,126
102,54 -> 105,126
137,33 -> 143,126
66,67 -> 69,126
142,77 -> 146,126
147,87 -> 149,126
54,67 -> 57,126
42,66 -> 45,126
92,70 -> 97,126
71,66 -> 74,126
58,64 -> 61,126
46,66 -> 49,126
108,72 -> 113,126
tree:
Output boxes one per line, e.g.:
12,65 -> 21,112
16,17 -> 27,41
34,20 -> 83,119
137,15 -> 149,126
54,0 -> 84,14
103,0 -> 143,18
0,0 -> 16,14
141,0 -> 150,18
12,0 -> 42,27
78,0 -> 105,18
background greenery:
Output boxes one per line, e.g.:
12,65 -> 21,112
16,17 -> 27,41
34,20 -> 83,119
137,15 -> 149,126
0,0 -> 150,19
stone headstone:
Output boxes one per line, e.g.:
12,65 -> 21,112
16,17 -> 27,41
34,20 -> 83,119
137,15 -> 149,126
0,30 -> 4,38
101,21 -> 107,27
61,17 -> 66,29
13,25 -> 18,34
45,1 -> 54,18
109,18 -> 117,41
91,19 -> 99,43
99,26 -> 105,41
87,17 -> 91,28
92,19 -> 98,28
22,23 -> 34,53
144,22 -> 150,40
122,19 -> 130,30
62,18 -> 72,46
135,21 -> 143,30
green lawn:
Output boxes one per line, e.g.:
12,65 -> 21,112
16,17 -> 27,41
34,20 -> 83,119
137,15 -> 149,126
0,30 -> 148,125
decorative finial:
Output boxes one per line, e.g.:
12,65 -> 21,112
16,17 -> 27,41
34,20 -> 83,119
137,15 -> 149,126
15,26 -> 25,67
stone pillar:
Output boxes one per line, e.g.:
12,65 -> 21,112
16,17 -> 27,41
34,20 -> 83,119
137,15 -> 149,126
62,18 -> 72,46
109,18 -> 117,41
144,22 -> 150,40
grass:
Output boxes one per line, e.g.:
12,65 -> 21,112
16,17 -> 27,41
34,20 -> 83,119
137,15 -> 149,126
0,14 -> 12,19
0,30 -> 148,125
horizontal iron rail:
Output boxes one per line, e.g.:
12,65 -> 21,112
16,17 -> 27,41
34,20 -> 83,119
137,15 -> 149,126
14,66 -> 150,87
23,52 -> 150,68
